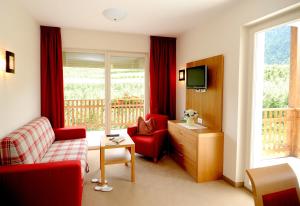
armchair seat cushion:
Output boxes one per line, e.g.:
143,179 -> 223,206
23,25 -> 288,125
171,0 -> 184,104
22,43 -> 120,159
131,135 -> 156,157
263,188 -> 300,206
39,138 -> 88,176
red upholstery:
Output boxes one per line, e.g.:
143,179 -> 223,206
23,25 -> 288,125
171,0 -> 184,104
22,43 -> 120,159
0,161 -> 82,206
263,188 -> 300,206
0,119 -> 87,206
54,127 -> 86,140
145,114 -> 168,130
127,126 -> 138,137
127,114 -> 168,161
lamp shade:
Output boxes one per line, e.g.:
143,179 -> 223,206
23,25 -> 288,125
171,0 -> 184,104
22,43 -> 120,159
102,8 -> 127,22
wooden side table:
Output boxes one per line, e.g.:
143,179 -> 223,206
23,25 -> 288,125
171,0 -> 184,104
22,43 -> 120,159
99,134 -> 135,185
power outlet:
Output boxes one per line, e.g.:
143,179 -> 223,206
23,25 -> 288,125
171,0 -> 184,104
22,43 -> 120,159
197,118 -> 203,124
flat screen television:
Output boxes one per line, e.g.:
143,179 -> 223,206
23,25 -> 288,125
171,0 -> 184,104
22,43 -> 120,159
186,65 -> 208,89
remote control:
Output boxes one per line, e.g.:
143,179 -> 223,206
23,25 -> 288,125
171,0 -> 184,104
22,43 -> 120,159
106,134 -> 120,137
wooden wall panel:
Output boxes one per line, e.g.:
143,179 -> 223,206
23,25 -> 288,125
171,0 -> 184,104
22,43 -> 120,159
289,27 -> 299,107
289,27 -> 300,157
186,55 -> 224,131
294,109 -> 300,157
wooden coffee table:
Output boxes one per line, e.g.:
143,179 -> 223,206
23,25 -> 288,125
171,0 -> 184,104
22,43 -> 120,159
99,133 -> 135,185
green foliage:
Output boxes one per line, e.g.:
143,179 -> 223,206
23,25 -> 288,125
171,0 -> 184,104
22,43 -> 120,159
64,83 -> 103,99
263,65 -> 289,108
263,24 -> 291,108
264,25 -> 290,65
63,67 -> 144,100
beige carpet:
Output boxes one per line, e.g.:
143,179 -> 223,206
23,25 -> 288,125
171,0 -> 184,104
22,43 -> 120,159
83,150 -> 254,206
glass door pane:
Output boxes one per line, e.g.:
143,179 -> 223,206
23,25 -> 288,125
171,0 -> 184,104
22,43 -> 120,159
110,55 -> 145,132
63,52 -> 105,132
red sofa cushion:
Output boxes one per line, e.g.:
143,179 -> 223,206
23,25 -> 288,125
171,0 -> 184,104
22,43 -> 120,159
263,188 -> 300,206
38,138 -> 88,176
54,127 -> 86,140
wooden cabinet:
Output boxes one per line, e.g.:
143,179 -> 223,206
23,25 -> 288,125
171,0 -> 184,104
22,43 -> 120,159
168,120 -> 224,182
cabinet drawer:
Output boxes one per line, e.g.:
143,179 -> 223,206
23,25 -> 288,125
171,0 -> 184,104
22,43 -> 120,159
169,145 -> 197,179
169,123 -> 197,145
168,124 -> 197,161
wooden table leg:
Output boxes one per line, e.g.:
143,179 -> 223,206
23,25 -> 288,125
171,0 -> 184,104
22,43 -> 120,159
100,147 -> 105,185
131,145 -> 135,182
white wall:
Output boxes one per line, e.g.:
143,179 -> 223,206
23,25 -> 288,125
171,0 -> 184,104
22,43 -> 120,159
0,0 -> 40,137
176,0 -> 300,182
62,28 -> 149,53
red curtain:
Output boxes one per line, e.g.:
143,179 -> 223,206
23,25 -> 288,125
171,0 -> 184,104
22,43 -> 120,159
150,36 -> 176,120
40,26 -> 64,128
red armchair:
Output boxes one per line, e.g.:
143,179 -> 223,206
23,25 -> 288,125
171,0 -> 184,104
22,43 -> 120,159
127,114 -> 168,162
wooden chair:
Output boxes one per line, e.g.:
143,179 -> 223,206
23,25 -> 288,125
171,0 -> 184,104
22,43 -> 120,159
246,163 -> 300,206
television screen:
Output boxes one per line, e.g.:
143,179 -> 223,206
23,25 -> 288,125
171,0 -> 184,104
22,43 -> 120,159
186,65 -> 208,89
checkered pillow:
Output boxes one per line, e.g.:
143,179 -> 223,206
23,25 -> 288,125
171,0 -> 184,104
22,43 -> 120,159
0,117 -> 55,165
39,138 -> 88,176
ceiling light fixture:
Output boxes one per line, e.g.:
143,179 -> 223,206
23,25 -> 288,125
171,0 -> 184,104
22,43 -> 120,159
102,8 -> 127,22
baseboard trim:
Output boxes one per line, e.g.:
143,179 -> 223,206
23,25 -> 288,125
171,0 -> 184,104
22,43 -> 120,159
222,175 -> 244,187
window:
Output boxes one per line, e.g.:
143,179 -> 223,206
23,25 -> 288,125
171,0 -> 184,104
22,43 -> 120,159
63,51 -> 148,135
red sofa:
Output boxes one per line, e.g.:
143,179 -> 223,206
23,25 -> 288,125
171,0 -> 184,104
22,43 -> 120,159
127,114 -> 168,162
0,117 -> 88,206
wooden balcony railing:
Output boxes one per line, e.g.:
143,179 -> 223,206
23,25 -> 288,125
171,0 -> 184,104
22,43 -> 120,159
64,98 -> 144,130
262,108 -> 295,158
65,102 -> 297,158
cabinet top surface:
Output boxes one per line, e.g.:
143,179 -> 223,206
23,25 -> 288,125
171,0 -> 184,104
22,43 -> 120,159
168,120 -> 222,134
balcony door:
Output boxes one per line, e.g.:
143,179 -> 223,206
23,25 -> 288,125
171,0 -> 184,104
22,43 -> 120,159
245,18 -> 300,189
109,54 -> 146,132
63,52 -> 106,133
63,51 -> 147,141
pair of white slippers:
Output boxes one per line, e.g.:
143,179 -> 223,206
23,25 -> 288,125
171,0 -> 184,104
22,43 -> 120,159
92,178 -> 113,192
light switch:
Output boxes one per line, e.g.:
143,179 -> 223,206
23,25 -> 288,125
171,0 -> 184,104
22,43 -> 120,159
197,118 -> 203,124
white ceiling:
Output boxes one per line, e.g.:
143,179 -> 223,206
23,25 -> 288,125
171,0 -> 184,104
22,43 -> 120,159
17,0 -> 238,37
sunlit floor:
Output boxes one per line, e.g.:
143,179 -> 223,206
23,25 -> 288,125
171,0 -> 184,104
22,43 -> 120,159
87,130 -> 300,187
83,150 -> 254,206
